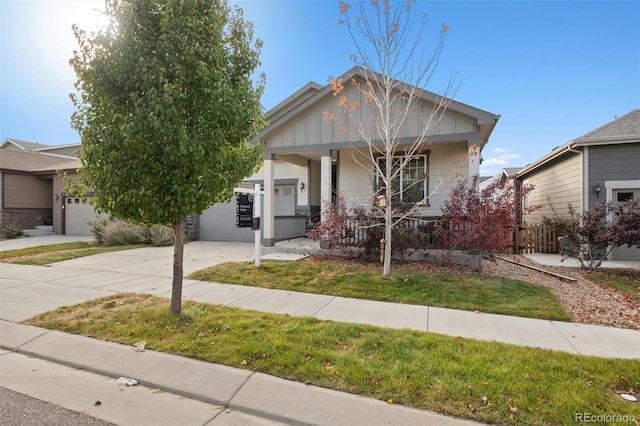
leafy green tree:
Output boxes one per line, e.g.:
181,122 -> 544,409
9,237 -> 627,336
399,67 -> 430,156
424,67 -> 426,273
70,0 -> 265,313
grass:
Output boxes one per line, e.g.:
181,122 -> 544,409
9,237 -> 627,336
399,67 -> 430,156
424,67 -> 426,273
0,242 -> 144,266
188,260 -> 571,321
24,293 -> 640,426
589,269 -> 640,302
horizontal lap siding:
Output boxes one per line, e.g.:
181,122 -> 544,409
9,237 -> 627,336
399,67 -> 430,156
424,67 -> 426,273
587,143 -> 640,208
339,151 -> 375,211
339,143 -> 468,215
522,154 -> 581,223
427,143 -> 468,215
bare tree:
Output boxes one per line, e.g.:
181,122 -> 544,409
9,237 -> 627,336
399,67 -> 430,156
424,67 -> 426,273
327,0 -> 462,276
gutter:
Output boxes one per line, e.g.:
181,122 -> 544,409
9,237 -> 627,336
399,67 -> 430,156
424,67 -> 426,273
517,142 -> 581,177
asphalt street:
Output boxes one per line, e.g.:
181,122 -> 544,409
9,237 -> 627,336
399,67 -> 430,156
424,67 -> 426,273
0,387 -> 115,426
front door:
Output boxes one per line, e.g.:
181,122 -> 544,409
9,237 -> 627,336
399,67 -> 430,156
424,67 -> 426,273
611,189 -> 640,261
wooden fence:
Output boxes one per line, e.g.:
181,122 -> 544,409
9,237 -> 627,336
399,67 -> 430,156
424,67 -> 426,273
516,223 -> 559,254
339,218 -> 560,255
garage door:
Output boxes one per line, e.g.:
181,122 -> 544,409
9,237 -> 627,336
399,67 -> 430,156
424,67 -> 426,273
199,197 -> 263,242
64,197 -> 107,236
199,184 -> 296,242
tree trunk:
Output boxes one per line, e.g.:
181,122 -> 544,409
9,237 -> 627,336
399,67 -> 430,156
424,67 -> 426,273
170,220 -> 185,314
383,193 -> 392,277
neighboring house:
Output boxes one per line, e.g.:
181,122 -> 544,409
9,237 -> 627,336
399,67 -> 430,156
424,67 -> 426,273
0,142 -> 105,235
478,167 -> 522,192
0,150 -> 76,230
516,109 -> 640,261
1,138 -> 81,157
201,67 -> 500,245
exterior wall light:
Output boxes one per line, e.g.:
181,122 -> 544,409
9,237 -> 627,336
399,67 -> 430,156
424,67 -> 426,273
594,183 -> 601,198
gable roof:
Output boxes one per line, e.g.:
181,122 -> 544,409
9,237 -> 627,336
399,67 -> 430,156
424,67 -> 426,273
0,138 -> 51,151
262,66 -> 499,148
0,150 -> 79,173
573,109 -> 640,144
265,82 -> 323,124
517,109 -> 640,177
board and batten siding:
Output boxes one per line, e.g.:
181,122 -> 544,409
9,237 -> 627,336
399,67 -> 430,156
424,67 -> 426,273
265,84 -> 477,149
587,143 -> 640,210
521,154 -> 581,224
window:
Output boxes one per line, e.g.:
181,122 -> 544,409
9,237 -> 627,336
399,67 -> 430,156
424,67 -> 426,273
376,154 -> 428,203
617,192 -> 633,202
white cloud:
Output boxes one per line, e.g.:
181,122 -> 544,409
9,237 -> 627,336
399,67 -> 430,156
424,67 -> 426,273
483,158 -> 507,166
479,149 -> 522,176
500,154 -> 521,161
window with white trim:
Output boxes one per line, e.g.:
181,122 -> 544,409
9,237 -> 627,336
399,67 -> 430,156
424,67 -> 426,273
376,154 -> 428,204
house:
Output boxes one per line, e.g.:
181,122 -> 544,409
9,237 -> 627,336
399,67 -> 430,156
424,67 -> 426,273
516,109 -> 640,261
200,67 -> 500,245
478,167 -> 522,192
0,149 -> 75,230
1,138 -> 81,157
0,140 -> 104,235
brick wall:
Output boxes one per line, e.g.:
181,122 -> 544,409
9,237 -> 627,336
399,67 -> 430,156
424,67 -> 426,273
0,209 -> 52,229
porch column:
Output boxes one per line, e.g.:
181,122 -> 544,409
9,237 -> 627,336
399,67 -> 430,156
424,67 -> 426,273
263,154 -> 275,246
320,148 -> 332,221
468,137 -> 481,185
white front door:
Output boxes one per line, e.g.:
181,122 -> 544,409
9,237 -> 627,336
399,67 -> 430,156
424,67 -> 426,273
612,189 -> 640,261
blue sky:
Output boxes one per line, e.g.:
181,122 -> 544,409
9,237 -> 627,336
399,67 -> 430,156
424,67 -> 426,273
1,0 -> 638,176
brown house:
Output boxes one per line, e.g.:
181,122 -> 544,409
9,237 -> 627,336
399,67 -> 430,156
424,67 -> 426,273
0,150 -> 79,230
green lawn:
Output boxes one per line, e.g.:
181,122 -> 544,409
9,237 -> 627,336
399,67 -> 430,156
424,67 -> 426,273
188,260 -> 571,321
0,242 -> 145,266
25,293 -> 640,426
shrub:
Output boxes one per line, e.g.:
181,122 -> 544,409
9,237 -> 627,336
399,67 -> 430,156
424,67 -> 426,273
91,218 -> 179,247
438,176 -> 540,257
89,218 -> 111,245
351,203 -> 419,261
545,199 -> 640,271
1,223 -> 24,239
100,219 -> 145,246
306,196 -> 355,251
142,225 -> 175,247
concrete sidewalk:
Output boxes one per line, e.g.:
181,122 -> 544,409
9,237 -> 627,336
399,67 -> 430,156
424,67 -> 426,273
1,237 -> 639,425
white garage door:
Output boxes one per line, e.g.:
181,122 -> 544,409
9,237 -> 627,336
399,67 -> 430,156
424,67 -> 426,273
199,197 -> 262,242
64,197 -> 107,236
199,185 -> 296,242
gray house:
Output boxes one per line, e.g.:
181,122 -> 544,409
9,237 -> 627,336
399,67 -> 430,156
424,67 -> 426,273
199,67 -> 500,245
516,109 -> 640,261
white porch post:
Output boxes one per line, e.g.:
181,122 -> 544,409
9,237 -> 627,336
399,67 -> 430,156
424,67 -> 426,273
263,154 -> 275,246
320,149 -> 332,221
